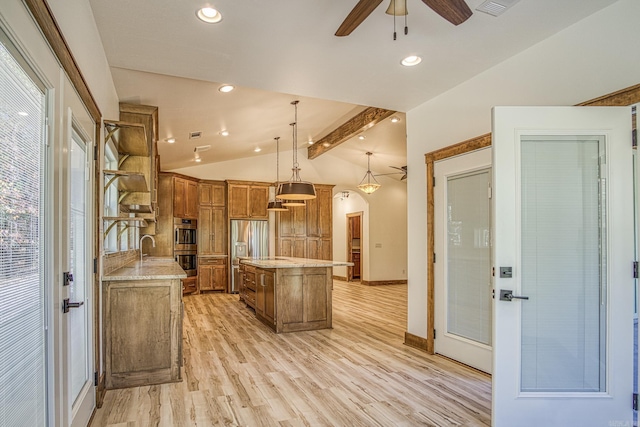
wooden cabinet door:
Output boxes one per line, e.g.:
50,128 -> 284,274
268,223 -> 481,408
198,183 -> 213,206
279,237 -> 305,258
263,270 -> 275,324
317,187 -> 332,238
173,177 -> 186,218
198,206 -> 213,255
248,186 -> 269,219
186,180 -> 198,218
306,196 -> 319,237
212,265 -> 227,291
292,205 -> 306,236
211,207 -> 226,254
320,238 -> 332,260
307,238 -> 320,260
228,184 -> 249,218
198,265 -> 213,291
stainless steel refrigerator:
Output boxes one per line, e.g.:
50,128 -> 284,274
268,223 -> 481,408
230,219 -> 269,293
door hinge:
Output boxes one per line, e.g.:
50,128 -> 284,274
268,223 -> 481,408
634,261 -> 638,279
93,145 -> 97,161
433,253 -> 436,263
633,393 -> 638,411
93,258 -> 98,274
488,184 -> 492,199
632,129 -> 637,148
432,176 -> 436,187
94,371 -> 99,387
433,329 -> 436,339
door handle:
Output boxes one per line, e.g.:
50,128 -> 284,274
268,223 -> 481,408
499,289 -> 529,301
62,298 -> 84,313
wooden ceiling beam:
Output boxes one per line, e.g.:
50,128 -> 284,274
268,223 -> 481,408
307,107 -> 396,159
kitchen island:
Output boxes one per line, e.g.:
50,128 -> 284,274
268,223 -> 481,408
239,257 -> 353,333
102,257 -> 186,389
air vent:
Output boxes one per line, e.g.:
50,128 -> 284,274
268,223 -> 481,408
194,145 -> 211,153
476,0 -> 520,17
189,131 -> 202,139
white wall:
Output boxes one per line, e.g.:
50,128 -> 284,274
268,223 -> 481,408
48,0 -> 119,119
332,189 -> 367,280
173,150 -> 408,281
405,0 -> 640,337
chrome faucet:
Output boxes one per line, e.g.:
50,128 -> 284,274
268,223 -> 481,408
139,234 -> 156,262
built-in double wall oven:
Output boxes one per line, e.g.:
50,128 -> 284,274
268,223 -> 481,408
174,218 -> 197,276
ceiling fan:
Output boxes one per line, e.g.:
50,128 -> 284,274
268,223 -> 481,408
376,165 -> 408,180
335,0 -> 472,37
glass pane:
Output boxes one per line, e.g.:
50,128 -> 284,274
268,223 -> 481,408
70,130 -> 88,404
446,169 -> 492,346
520,136 -> 606,392
0,35 -> 46,426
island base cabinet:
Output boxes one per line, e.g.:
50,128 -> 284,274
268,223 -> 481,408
255,268 -> 275,329
276,267 -> 332,333
104,279 -> 182,389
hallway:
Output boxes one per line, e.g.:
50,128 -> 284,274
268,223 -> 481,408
91,281 -> 491,426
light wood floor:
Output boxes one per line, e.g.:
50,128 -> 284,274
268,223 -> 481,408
91,281 -> 491,426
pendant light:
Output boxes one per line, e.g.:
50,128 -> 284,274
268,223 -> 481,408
276,100 -> 316,200
282,199 -> 306,207
267,137 -> 288,211
357,152 -> 381,194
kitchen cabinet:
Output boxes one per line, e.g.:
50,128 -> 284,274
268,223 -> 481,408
181,276 -> 198,295
279,237 -> 306,258
275,184 -> 333,260
102,258 -> 184,389
255,268 -> 275,326
352,252 -> 361,279
227,181 -> 270,219
351,214 -> 361,239
198,258 -> 227,292
173,176 -> 198,219
241,264 -> 257,308
199,182 -> 225,206
198,206 -> 226,255
307,238 -> 332,261
306,186 -> 332,238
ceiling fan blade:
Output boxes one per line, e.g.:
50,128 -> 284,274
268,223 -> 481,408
401,174 -> 407,180
389,165 -> 407,172
421,0 -> 472,25
336,0 -> 384,37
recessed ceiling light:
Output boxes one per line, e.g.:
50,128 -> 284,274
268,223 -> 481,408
358,135 -> 366,140
401,55 -> 422,67
308,139 -> 314,145
254,147 -> 261,152
220,130 -> 229,136
196,7 -> 222,23
18,111 -> 28,116
165,137 -> 176,143
390,117 -> 400,123
219,84 -> 234,93
195,157 -> 202,163
322,142 -> 331,148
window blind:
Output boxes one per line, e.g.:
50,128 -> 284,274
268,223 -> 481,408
0,36 -> 47,425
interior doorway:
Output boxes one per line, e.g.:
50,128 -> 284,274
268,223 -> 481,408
347,212 -> 363,281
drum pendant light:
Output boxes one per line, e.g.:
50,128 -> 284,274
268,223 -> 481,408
276,100 -> 316,200
267,137 -> 288,211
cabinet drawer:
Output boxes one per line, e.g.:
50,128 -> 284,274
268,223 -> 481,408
199,257 -> 226,266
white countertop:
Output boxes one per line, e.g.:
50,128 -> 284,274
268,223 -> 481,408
103,257 -> 187,281
239,256 -> 353,269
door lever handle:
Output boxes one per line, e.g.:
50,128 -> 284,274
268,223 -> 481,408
499,289 -> 529,301
62,298 -> 84,313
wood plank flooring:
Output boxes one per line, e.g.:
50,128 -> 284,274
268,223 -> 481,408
91,281 -> 491,426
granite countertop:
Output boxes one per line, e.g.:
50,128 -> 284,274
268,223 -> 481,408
239,256 -> 354,269
103,257 -> 187,281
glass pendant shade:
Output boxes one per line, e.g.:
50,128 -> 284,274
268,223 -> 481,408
385,0 -> 407,16
275,100 -> 316,201
357,152 -> 381,194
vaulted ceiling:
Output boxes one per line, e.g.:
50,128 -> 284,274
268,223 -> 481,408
89,0 -> 619,175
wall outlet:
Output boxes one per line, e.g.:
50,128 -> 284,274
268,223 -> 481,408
375,243 -> 382,248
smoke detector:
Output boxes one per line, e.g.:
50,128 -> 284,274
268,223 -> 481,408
476,0 -> 520,17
